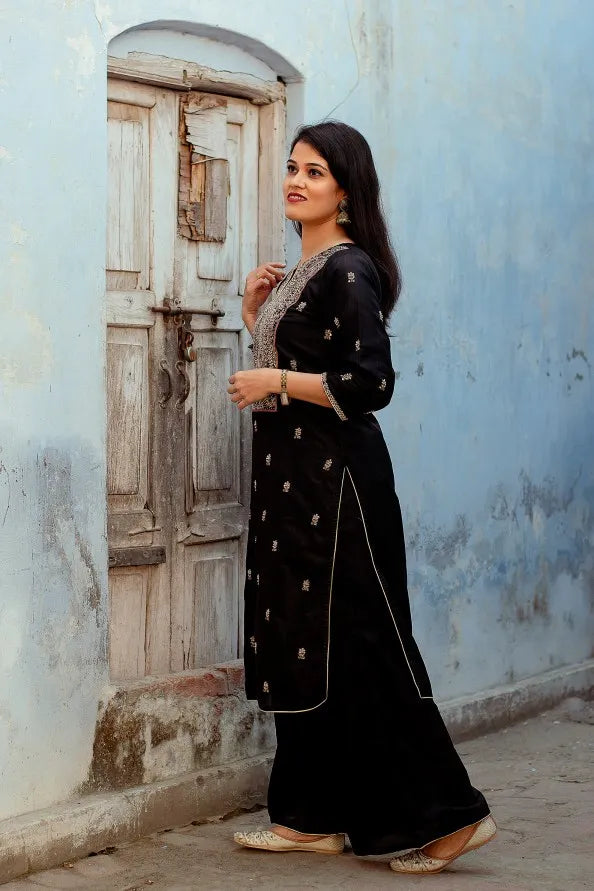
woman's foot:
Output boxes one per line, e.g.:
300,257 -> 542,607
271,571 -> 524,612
389,815 -> 497,875
270,825 -> 329,843
233,824 -> 345,854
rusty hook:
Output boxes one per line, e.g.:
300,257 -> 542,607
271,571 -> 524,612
158,359 -> 172,407
175,360 -> 191,408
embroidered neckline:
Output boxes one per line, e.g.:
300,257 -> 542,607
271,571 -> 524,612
252,244 -> 349,411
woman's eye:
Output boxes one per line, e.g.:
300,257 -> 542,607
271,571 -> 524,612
286,165 -> 297,174
308,169 -> 321,176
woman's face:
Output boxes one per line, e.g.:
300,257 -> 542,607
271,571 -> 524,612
283,140 -> 346,226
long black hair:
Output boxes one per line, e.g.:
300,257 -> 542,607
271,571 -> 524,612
290,120 -> 402,322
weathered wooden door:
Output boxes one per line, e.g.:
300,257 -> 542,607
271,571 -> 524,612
105,77 -> 284,679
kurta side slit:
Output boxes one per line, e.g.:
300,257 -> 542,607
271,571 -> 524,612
244,243 -> 491,855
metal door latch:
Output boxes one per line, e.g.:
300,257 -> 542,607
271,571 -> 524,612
151,297 -> 225,328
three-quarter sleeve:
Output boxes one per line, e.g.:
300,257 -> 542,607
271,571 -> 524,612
321,250 -> 395,420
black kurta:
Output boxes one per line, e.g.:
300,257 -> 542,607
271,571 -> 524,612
243,243 -> 490,853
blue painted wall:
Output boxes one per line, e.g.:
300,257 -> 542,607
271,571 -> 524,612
381,0 -> 594,697
0,0 -> 591,819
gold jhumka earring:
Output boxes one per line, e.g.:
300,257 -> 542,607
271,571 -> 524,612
336,198 -> 351,225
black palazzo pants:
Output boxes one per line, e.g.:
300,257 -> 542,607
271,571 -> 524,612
267,471 -> 490,856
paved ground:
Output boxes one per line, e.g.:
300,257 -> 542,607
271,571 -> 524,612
4,699 -> 593,891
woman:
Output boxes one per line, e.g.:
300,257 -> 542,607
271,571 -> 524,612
227,121 -> 496,875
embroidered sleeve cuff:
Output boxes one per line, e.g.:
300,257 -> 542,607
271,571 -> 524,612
321,372 -> 347,421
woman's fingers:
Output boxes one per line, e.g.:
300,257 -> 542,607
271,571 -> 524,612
264,263 -> 286,280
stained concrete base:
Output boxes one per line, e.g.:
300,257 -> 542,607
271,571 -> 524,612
5,698 -> 594,890
1,658 -> 592,885
0,755 -> 272,885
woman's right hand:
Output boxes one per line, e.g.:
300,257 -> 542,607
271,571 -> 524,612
242,262 -> 286,323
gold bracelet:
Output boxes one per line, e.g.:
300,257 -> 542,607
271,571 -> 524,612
280,368 -> 290,406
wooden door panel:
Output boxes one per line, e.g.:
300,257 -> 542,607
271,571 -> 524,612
106,327 -> 150,514
183,541 -> 239,669
192,333 -> 239,499
109,567 -> 149,680
107,102 -> 150,291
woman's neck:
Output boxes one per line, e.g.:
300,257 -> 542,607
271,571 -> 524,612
299,220 -> 352,263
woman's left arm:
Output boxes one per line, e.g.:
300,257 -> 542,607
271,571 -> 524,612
228,367 -> 331,410
228,253 -> 394,414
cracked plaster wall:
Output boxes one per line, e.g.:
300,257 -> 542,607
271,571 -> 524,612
0,0 -> 592,821
381,0 -> 594,699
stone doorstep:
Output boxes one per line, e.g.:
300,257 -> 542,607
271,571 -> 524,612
1,657 -> 593,884
117,661 -> 247,699
90,661 -> 274,792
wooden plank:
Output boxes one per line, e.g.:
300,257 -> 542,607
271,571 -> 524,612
189,545 -> 239,667
106,328 -> 149,510
150,89 -> 178,303
238,104 -> 259,292
109,546 -> 166,568
119,119 -> 139,273
258,99 -> 286,264
194,344 -> 234,492
107,101 -> 145,122
204,159 -> 228,242
108,79 -> 156,107
184,96 -> 227,157
106,270 -> 139,290
106,291 -> 156,327
197,126 -> 238,281
108,53 -> 285,105
133,115 -> 150,289
106,105 -> 150,286
109,568 -> 147,680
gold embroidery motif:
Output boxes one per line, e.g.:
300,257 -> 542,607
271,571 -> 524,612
311,514 -> 320,526
323,459 -> 333,471
253,480 -> 257,491
379,378 -> 387,391
290,359 -> 298,371
265,608 -> 270,621
272,540 -> 278,551
355,339 -> 361,351
247,569 -> 252,580
298,647 -> 306,659
250,636 -> 257,651
263,681 -> 269,693
296,301 -> 307,312
324,329 -> 333,340
347,272 -> 355,283
302,579 -> 311,591
282,481 -> 291,492
265,454 -> 271,465
340,372 -> 352,381
294,427 -> 302,439
261,509 -> 267,521
334,317 -> 341,327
